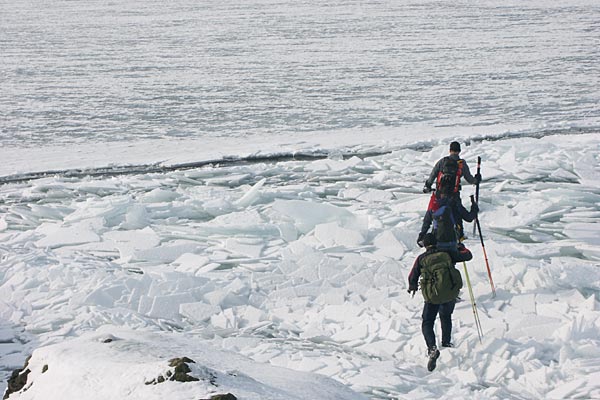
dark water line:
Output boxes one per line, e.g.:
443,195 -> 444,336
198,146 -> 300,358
1,126 -> 598,185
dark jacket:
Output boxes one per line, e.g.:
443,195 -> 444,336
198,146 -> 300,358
419,194 -> 478,238
425,154 -> 476,189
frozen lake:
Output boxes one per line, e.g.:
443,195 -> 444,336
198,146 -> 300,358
1,1 -> 600,399
1,0 -> 600,150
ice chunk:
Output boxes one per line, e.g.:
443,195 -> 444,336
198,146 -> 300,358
204,289 -> 229,307
172,253 -> 210,274
272,199 -> 363,233
276,222 -> 298,242
489,198 -> 552,230
305,157 -> 361,173
331,323 -> 368,343
204,286 -> 247,309
314,221 -> 365,247
507,315 -> 562,340
225,237 -> 264,258
235,178 -> 266,208
291,265 -> 320,282
510,294 -> 536,314
320,304 -> 363,323
103,227 -> 160,261
553,313 -> 599,341
221,336 -> 262,352
373,230 -> 406,259
564,223 -> 600,245
82,287 -> 123,308
315,288 -> 346,305
179,302 -> 221,323
239,305 -> 267,326
272,284 -> 300,300
35,222 -> 100,249
147,293 -> 195,320
210,308 -> 238,330
545,378 -> 587,399
201,209 -> 277,236
295,356 -> 327,373
120,204 -> 149,230
133,242 -> 202,263
359,340 -> 402,358
483,358 -> 510,382
140,188 -> 180,203
357,189 -> 394,203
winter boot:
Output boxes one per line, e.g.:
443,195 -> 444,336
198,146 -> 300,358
427,346 -> 440,372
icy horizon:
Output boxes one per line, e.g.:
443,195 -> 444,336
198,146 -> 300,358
2,0 -> 600,151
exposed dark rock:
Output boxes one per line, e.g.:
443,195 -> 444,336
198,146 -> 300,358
168,357 -> 200,383
168,357 -> 194,368
145,357 -> 200,385
201,394 -> 237,400
3,356 -> 32,400
42,365 -> 48,374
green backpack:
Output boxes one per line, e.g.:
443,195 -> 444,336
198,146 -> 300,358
420,251 -> 463,304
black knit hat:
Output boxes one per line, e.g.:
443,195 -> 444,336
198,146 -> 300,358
423,233 -> 437,248
450,141 -> 461,152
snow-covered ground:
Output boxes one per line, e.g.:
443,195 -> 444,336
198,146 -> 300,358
1,134 -> 599,399
2,0 -> 600,398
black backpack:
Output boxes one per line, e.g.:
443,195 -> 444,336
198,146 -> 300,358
420,251 -> 463,304
437,157 -> 461,195
433,203 -> 457,244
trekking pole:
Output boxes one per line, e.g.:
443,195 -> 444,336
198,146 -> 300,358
472,156 -> 481,237
471,194 -> 496,298
462,261 -> 483,343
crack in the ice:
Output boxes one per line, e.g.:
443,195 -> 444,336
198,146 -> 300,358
2,127 -> 597,185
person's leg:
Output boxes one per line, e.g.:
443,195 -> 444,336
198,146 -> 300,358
439,300 -> 456,346
422,302 -> 440,349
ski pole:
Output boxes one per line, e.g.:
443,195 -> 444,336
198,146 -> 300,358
475,156 -> 481,203
462,261 -> 483,343
471,194 -> 496,298
472,156 -> 481,237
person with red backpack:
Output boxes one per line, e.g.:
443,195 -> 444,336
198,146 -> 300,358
423,141 -> 481,195
421,141 -> 481,243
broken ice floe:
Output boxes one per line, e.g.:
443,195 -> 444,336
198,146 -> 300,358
1,135 -> 600,398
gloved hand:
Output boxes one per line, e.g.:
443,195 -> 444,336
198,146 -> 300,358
417,232 -> 425,247
475,173 -> 482,184
407,287 -> 417,297
422,184 -> 432,193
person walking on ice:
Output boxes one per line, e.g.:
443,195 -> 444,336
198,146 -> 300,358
408,233 -> 463,371
423,141 -> 481,196
422,140 -> 481,242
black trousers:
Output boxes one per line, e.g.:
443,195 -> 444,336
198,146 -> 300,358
422,300 -> 456,349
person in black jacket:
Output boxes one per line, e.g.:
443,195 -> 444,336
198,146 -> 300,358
417,191 -> 478,262
408,233 -> 459,371
423,141 -> 481,195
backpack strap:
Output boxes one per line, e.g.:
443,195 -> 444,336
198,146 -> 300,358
445,254 -> 456,288
454,160 -> 464,193
435,156 -> 450,188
